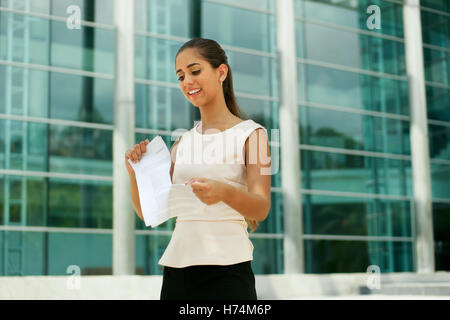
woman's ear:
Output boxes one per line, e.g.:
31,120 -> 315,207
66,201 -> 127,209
218,63 -> 228,82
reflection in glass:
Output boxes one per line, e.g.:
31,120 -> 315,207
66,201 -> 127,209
421,10 -> 450,49
300,105 -> 411,155
298,63 -> 409,115
302,194 -> 412,237
304,239 -> 413,273
296,21 -> 406,76
135,84 -> 192,131
433,202 -> 450,271
426,85 -> 450,122
429,124 -> 450,161
301,150 -> 412,196
0,12 -> 115,74
294,0 -> 404,38
431,163 -> 450,200
252,238 -> 283,274
423,47 -> 450,85
135,234 -> 172,275
203,1 -> 277,53
0,231 -> 112,276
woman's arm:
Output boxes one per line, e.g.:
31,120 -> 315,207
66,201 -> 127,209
222,128 -> 271,221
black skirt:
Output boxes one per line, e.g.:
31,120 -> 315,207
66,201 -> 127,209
160,260 -> 257,300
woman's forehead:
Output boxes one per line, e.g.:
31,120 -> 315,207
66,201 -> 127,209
175,49 -> 205,69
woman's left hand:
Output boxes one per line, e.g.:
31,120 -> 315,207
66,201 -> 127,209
185,178 -> 229,205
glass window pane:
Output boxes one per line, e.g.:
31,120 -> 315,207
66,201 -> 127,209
421,0 -> 450,13
135,234 -> 172,275
296,22 -> 406,76
299,106 -> 411,155
51,21 -> 115,74
431,163 -> 450,200
202,1 -> 276,53
423,47 -> 450,85
48,232 -> 112,275
433,202 -> 450,271
301,149 -> 412,196
429,124 -> 450,161
298,63 -> 409,115
304,239 -> 413,273
135,84 -> 193,131
421,10 -> 450,49
295,0 -> 404,38
426,85 -> 450,122
134,36 -> 181,82
302,194 -> 412,237
51,0 -> 114,25
252,238 -> 283,274
0,119 -> 113,175
135,0 -> 190,37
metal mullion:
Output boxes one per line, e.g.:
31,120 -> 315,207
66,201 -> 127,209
205,0 -> 276,15
0,169 -> 113,182
301,234 -> 413,242
301,188 -> 412,202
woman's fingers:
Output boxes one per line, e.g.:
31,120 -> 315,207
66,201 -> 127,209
125,139 -> 150,164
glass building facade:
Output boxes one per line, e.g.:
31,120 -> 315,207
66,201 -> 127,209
0,0 -> 448,276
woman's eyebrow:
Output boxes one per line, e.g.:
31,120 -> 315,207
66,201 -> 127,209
176,62 -> 200,74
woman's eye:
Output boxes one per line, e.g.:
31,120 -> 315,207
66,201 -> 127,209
192,70 -> 200,75
177,75 -> 184,81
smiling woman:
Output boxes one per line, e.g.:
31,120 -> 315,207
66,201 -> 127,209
151,37 -> 271,300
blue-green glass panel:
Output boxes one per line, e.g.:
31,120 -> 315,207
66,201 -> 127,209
0,0 -> 114,25
304,239 -> 413,273
0,12 -> 115,74
299,105 -> 411,155
48,178 -> 112,229
421,10 -> 450,49
51,0 -> 114,25
135,234 -> 172,275
235,98 -> 279,133
254,191 -> 283,234
426,85 -> 450,122
423,47 -> 450,85
296,21 -> 406,76
0,65 -> 113,123
431,163 -> 450,200
135,0 -> 190,37
301,149 -> 412,196
49,124 -> 112,176
298,63 -> 410,115
251,238 -> 283,274
135,83 -> 193,131
433,202 -> 450,271
0,12 -> 51,66
429,124 -> 450,161
0,119 -> 112,175
48,232 -> 112,275
135,35 -> 182,82
202,1 -> 277,53
294,0 -> 404,38
302,194 -> 412,237
421,0 -> 450,13
50,72 -> 114,124
51,20 -> 115,74
222,0 -> 275,11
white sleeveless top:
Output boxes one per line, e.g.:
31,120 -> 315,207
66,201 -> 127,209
158,119 -> 267,267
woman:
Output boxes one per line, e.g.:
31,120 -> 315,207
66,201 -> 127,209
125,38 -> 271,300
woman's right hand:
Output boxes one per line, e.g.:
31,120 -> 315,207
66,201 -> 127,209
125,139 -> 150,176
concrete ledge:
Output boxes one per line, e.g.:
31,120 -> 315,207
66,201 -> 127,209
1,272 -> 449,299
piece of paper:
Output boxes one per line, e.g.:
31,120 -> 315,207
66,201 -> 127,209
128,136 -> 205,227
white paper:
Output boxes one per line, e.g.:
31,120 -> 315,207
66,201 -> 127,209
128,136 -> 205,227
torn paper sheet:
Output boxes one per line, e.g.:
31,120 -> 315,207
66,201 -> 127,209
128,135 -> 205,227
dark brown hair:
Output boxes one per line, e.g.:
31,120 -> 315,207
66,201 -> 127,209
175,37 -> 248,120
